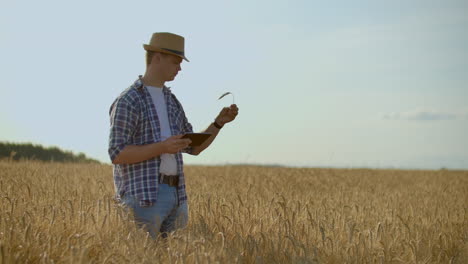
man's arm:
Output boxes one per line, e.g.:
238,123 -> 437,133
191,104 -> 239,155
190,123 -> 222,155
113,135 -> 191,164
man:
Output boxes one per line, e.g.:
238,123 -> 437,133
108,32 -> 239,238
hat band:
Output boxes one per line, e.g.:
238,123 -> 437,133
161,48 -> 185,56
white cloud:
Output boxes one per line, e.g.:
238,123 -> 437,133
383,109 -> 467,121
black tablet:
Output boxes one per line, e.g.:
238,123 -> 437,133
181,133 -> 212,147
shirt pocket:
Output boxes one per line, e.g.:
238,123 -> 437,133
132,113 -> 156,145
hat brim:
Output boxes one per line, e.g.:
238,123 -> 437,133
143,44 -> 189,62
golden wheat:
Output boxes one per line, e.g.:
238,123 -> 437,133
0,160 -> 467,263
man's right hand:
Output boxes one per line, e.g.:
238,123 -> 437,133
161,135 -> 192,154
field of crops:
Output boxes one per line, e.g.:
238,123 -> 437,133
0,160 -> 467,263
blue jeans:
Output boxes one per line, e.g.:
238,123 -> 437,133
121,184 -> 188,238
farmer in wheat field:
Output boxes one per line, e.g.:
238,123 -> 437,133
108,32 -> 239,238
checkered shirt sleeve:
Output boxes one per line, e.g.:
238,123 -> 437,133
108,97 -> 139,162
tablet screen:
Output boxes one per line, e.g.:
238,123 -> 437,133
181,133 -> 212,147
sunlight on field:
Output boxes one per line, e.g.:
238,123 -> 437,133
0,161 -> 467,263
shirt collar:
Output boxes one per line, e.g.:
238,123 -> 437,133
136,75 -> 171,93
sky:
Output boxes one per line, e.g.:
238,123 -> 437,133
1,0 -> 467,169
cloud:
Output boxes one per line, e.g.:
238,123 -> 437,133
383,110 -> 466,121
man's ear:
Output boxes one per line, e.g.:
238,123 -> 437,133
152,53 -> 160,64
153,52 -> 168,65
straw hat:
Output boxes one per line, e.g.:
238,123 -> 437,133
143,32 -> 189,62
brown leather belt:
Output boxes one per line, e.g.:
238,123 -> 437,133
159,174 -> 179,187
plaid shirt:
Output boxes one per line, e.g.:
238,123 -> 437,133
108,76 -> 193,206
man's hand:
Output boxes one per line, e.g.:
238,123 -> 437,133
161,135 -> 192,154
215,104 -> 239,126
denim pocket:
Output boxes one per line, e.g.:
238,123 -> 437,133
122,194 -> 154,208
121,194 -> 138,208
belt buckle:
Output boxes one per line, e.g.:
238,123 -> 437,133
160,174 -> 178,186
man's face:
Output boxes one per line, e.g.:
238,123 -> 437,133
157,53 -> 183,82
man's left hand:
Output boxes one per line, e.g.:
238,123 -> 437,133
216,104 -> 239,126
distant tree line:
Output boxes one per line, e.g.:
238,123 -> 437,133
0,142 -> 100,163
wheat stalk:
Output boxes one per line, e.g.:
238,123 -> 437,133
218,92 -> 235,104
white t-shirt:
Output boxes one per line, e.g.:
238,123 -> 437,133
146,86 -> 178,175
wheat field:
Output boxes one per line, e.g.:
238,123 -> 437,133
0,160 -> 467,263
